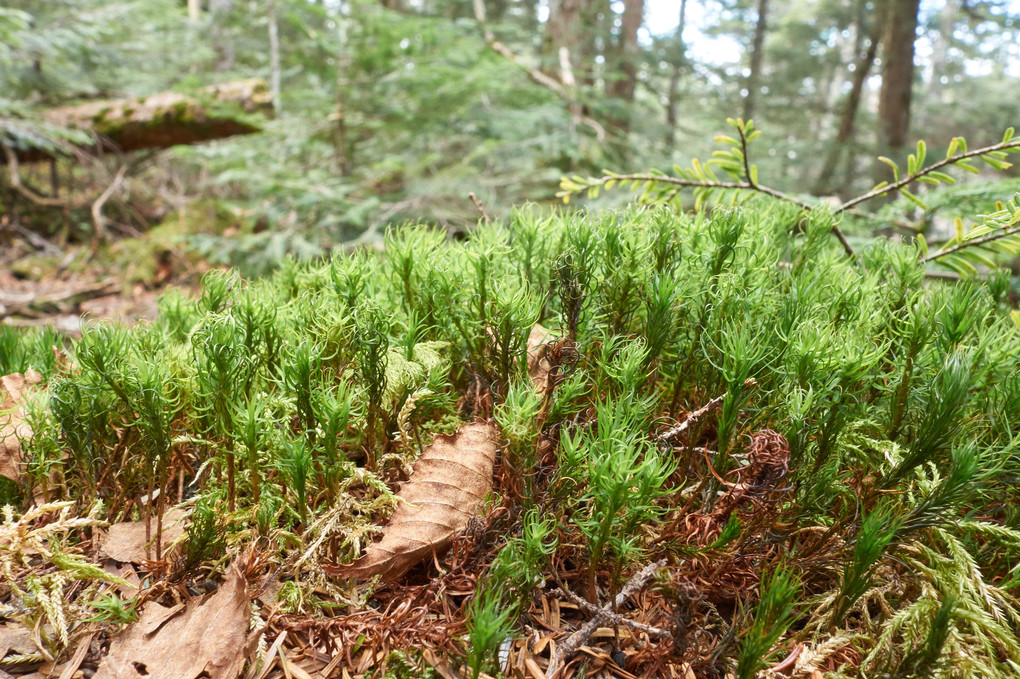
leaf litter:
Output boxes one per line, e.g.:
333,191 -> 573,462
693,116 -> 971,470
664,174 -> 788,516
0,370 -> 43,482
0,334 -> 801,679
94,557 -> 255,679
324,421 -> 498,581
101,508 -> 190,564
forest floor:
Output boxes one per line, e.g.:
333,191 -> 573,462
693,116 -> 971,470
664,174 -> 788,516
4,205 -> 1019,679
0,234 -> 201,335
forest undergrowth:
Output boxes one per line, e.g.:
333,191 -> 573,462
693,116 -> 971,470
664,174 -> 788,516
2,202 -> 1020,678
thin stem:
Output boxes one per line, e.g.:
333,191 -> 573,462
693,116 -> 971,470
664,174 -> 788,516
738,124 -> 755,188
577,136 -> 1020,261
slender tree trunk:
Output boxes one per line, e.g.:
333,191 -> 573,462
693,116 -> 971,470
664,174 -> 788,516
210,0 -> 235,72
485,0 -> 508,20
188,0 -> 201,24
268,0 -> 281,114
928,0 -> 959,104
603,0 -> 644,102
665,0 -> 688,152
742,0 -> 769,122
582,0 -> 610,89
334,16 -> 351,176
878,0 -> 921,154
814,4 -> 882,195
543,0 -> 584,77
605,0 -> 644,133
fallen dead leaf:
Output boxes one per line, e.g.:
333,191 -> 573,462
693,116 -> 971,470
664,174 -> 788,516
0,369 -> 43,481
526,324 -> 557,392
325,421 -> 498,581
422,649 -> 467,679
102,561 -> 142,599
52,346 -> 74,375
94,557 -> 253,679
100,508 -> 189,563
0,622 -> 38,660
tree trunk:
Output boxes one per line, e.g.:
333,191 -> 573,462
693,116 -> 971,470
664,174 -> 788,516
335,16 -> 352,176
928,0 -> 960,104
878,0 -> 921,154
814,3 -> 882,195
188,0 -> 201,24
665,0 -> 688,152
742,0 -> 769,122
210,0 -> 235,72
606,0 -> 643,103
543,0 -> 585,77
605,0 -> 644,133
268,0 -> 281,114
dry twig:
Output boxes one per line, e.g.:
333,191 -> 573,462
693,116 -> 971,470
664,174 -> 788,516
545,559 -> 666,679
658,378 -> 757,445
468,192 -> 490,222
90,164 -> 128,245
550,586 -> 673,640
471,0 -> 606,142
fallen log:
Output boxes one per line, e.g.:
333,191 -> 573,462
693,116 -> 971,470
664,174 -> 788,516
14,79 -> 272,162
0,279 -> 120,319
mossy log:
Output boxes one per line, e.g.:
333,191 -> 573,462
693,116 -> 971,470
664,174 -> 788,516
19,79 -> 272,162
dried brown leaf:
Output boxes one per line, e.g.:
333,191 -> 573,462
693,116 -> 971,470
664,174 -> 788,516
326,421 -> 498,581
102,561 -> 142,599
0,369 -> 43,481
0,622 -> 37,659
526,324 -> 557,391
100,508 -> 189,563
94,557 -> 253,679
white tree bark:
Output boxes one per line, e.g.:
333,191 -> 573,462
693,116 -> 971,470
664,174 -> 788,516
268,0 -> 281,114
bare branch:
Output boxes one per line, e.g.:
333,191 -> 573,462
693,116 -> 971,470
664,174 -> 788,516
545,559 -> 665,678
551,586 -> 673,640
473,0 -> 605,141
91,164 -> 129,244
467,192 -> 490,222
658,379 -> 756,444
4,147 -> 69,207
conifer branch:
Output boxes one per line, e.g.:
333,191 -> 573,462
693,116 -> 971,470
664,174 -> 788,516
837,137 -> 1020,212
922,223 -> 1020,263
569,173 -> 814,209
560,125 -> 1020,263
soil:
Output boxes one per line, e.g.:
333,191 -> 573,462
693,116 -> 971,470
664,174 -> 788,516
1,235 -> 200,336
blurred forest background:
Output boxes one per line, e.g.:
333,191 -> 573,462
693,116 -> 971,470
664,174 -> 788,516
1,0 -> 1019,276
